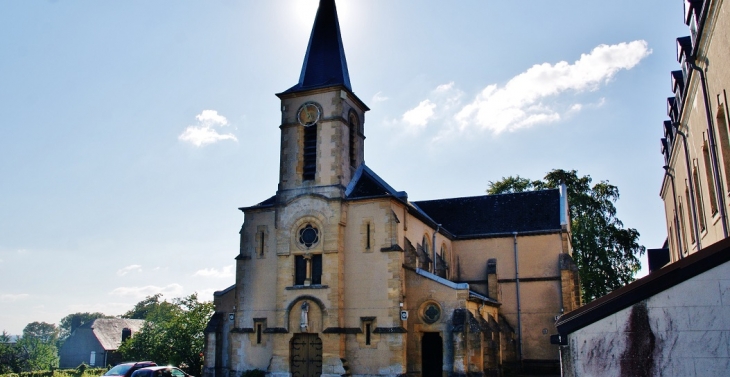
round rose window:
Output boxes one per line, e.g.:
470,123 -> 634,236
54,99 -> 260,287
298,224 -> 319,248
422,303 -> 441,324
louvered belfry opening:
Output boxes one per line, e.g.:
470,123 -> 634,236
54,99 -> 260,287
303,124 -> 317,181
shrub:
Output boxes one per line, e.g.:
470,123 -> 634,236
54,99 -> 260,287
0,367 -> 107,377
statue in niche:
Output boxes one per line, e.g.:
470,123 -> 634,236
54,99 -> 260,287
300,301 -> 309,332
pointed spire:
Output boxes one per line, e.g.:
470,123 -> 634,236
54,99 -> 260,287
285,0 -> 351,93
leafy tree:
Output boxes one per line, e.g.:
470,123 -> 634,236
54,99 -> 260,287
58,312 -> 111,346
0,331 -> 23,374
121,294 -> 177,320
15,322 -> 59,371
487,169 -> 645,302
119,294 -> 214,375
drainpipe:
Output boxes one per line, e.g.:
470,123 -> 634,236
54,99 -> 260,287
513,232 -> 523,364
690,61 -> 729,238
432,224 -> 440,274
664,166 -> 685,260
674,125 -> 702,250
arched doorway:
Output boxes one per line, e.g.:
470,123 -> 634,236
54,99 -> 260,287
421,332 -> 443,377
290,334 -> 322,377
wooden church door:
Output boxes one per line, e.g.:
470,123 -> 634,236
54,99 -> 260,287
290,334 -> 323,377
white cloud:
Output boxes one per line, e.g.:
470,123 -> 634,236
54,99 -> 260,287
109,284 -> 184,299
196,110 -> 228,127
193,265 -> 234,278
434,82 -> 455,93
372,91 -> 389,103
1,293 -> 30,302
402,100 -> 436,130
454,40 -> 651,134
178,110 -> 238,147
117,264 -> 142,276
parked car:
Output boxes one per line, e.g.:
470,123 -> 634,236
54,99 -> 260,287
103,362 -> 158,377
130,366 -> 193,377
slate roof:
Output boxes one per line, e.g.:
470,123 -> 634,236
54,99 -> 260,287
345,164 -> 407,200
79,318 -> 145,351
281,0 -> 351,94
239,195 -> 276,211
413,190 -> 562,237
344,164 -> 562,237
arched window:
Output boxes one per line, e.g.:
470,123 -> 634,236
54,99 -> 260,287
701,138 -> 718,215
437,244 -> 450,279
684,187 -> 695,244
715,102 -> 730,192
420,234 -> 431,272
692,164 -> 706,231
294,223 -> 322,286
678,199 -> 688,254
303,125 -> 317,181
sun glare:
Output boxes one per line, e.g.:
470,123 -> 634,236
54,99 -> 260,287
290,0 -> 359,30
292,0 -> 319,28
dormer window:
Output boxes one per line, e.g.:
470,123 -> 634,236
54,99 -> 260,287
667,97 -> 679,123
684,0 -> 692,24
664,120 -> 675,157
672,71 -> 685,112
689,12 -> 699,47
677,37 -> 692,84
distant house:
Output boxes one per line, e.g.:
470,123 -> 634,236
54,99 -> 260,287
59,318 -> 145,369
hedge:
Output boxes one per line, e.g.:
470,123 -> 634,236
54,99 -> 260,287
0,367 -> 107,377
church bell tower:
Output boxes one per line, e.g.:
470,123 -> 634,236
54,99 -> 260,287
276,0 -> 369,199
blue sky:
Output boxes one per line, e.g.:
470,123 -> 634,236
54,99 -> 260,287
0,0 -> 688,335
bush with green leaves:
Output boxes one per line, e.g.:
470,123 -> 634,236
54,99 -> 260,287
118,294 -> 214,376
0,367 -> 106,377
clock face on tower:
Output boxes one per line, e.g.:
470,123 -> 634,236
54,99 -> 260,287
297,103 -> 320,127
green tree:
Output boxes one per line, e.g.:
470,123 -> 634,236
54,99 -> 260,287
118,294 -> 214,375
487,169 -> 645,302
121,294 -> 177,320
0,331 -> 22,374
15,322 -> 59,371
58,312 -> 111,346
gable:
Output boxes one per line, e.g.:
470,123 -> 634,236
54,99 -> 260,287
86,318 -> 146,351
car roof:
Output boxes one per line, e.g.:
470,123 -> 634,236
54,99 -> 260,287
134,365 -> 180,373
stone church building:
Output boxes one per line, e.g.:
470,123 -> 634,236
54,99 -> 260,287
203,1 -> 581,376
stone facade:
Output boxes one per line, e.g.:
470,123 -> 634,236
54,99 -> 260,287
203,1 -> 580,376
660,0 -> 730,262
